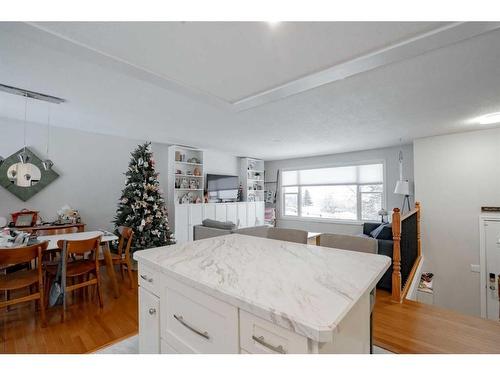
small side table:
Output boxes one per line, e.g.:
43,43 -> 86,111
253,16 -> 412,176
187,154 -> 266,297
308,232 -> 321,246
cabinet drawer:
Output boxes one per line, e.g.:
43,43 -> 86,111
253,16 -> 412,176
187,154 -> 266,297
161,276 -> 238,353
239,310 -> 309,354
138,263 -> 160,297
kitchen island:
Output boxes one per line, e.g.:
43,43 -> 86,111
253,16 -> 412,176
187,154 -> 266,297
134,234 -> 390,354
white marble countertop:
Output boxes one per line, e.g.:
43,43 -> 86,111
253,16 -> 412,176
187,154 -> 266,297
134,234 -> 390,342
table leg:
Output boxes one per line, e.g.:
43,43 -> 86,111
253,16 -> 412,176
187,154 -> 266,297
102,242 -> 120,298
61,242 -> 67,322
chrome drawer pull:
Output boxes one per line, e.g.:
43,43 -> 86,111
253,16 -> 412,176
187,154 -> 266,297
148,308 -> 156,315
140,274 -> 153,283
252,335 -> 286,354
173,314 -> 210,340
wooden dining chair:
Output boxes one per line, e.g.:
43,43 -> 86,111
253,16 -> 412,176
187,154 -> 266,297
101,226 -> 134,289
45,236 -> 103,322
36,226 -> 80,236
38,226 -> 80,263
0,241 -> 49,327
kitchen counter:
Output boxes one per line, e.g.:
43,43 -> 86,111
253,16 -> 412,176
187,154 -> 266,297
134,234 -> 390,352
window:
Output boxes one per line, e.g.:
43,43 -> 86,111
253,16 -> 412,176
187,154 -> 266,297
281,163 -> 384,222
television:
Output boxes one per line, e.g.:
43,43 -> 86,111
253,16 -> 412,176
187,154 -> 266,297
206,174 -> 239,201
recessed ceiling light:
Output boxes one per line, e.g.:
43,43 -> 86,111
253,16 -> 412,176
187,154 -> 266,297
477,112 -> 500,125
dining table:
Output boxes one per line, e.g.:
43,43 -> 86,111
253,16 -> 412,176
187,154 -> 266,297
37,230 -> 121,300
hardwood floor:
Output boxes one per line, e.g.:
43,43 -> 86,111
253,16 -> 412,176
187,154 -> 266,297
374,289 -> 500,353
0,271 -> 138,354
3,270 -> 500,354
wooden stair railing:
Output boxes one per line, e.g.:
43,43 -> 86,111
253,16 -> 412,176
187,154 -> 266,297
391,202 -> 422,303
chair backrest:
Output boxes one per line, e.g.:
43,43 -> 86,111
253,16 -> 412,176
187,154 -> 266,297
57,236 -> 101,257
0,241 -> 49,267
319,233 -> 378,254
117,226 -> 134,258
36,226 -> 79,236
266,228 -> 308,244
234,226 -> 269,238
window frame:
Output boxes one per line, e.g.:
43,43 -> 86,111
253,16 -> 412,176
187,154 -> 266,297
280,160 -> 386,224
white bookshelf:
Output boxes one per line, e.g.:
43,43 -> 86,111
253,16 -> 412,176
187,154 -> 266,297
168,145 -> 204,205
240,157 -> 265,202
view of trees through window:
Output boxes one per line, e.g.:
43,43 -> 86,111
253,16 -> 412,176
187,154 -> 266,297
282,164 -> 384,221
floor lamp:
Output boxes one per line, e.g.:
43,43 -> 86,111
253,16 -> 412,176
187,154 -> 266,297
394,180 -> 411,214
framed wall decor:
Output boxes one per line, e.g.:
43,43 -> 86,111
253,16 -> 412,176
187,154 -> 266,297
0,147 -> 59,201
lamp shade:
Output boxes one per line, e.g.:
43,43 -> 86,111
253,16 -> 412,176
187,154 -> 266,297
394,180 -> 410,195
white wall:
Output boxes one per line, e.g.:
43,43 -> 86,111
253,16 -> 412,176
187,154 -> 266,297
203,150 -> 239,176
265,144 -> 414,234
414,128 -> 500,316
0,117 -> 239,231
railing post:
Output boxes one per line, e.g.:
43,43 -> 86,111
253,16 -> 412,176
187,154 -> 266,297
392,208 -> 402,302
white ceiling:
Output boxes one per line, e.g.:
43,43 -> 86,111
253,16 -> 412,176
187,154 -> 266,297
1,21 -> 500,160
30,22 -> 445,103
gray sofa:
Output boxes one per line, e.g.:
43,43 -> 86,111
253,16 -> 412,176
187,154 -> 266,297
193,222 -> 308,244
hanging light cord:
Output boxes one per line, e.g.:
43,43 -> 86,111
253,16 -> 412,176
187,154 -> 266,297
46,104 -> 51,157
23,94 -> 28,149
398,138 -> 403,180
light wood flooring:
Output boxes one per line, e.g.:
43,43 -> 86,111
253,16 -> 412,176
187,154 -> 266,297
373,289 -> 500,353
1,271 -> 138,354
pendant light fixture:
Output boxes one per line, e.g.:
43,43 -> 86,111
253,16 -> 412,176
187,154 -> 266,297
42,103 -> 54,171
18,94 -> 30,164
394,138 -> 411,213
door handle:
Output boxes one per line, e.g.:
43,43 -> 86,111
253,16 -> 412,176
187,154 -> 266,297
140,274 -> 153,283
252,335 -> 286,354
174,314 -> 210,340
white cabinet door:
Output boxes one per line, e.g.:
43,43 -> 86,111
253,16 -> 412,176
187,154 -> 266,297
203,203 -> 216,220
175,205 -> 189,245
226,203 -> 237,226
247,202 -> 257,227
188,204 -> 204,242
237,203 -> 247,228
215,204 -> 227,222
139,287 -> 160,354
255,201 -> 265,226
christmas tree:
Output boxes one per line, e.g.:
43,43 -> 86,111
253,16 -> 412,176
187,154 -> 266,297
114,142 -> 175,251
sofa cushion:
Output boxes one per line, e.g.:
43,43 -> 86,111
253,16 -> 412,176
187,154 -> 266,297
201,219 -> 236,230
370,223 -> 389,239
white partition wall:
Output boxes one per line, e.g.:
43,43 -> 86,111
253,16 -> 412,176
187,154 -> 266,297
226,203 -> 238,226
174,202 -> 265,245
237,203 -> 247,228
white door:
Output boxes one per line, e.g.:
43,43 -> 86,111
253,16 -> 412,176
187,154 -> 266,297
175,205 -> 189,245
255,201 -> 265,226
237,203 -> 247,228
189,204 -> 204,241
485,220 -> 500,320
203,203 -> 216,220
226,203 -> 237,226
215,204 -> 227,222
247,202 -> 256,227
139,287 -> 160,354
